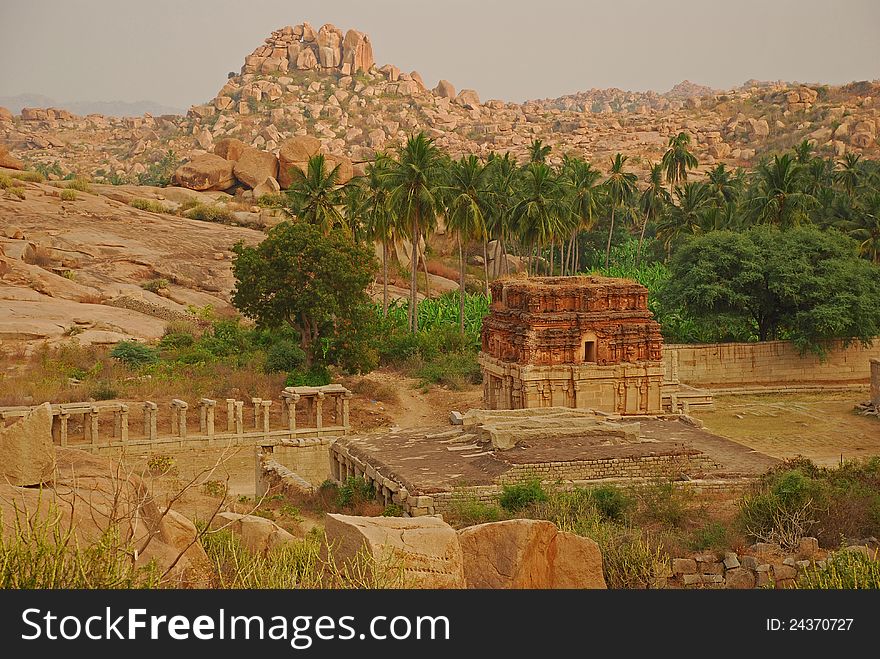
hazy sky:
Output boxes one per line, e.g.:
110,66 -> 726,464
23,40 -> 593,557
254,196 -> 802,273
1,0 -> 878,108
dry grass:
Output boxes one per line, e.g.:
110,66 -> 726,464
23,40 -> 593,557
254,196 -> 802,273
427,259 -> 461,281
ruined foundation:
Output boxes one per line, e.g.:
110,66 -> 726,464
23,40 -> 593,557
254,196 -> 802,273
479,276 -> 664,414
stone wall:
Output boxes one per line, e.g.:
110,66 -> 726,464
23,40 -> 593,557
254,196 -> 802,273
274,440 -> 333,487
664,340 -> 880,389
871,358 -> 880,406
498,452 -> 718,484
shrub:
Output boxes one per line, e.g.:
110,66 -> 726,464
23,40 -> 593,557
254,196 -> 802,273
689,521 -> 732,552
66,178 -> 92,193
89,381 -> 118,401
635,481 -> 688,527
184,203 -> 234,223
201,480 -> 228,497
137,150 -> 180,187
336,476 -> 375,508
286,366 -> 331,387
140,278 -> 169,293
159,331 -> 195,351
7,186 -> 25,199
264,340 -> 306,374
130,198 -> 171,214
590,485 -> 633,522
10,170 -> 45,183
415,352 -> 482,389
146,454 -> 176,475
797,548 -> 880,589
60,188 -> 78,201
109,340 -> 160,368
381,504 -> 405,517
447,496 -> 502,527
499,478 -> 548,512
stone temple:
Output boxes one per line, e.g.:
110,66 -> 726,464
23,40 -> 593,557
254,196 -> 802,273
479,276 -> 664,414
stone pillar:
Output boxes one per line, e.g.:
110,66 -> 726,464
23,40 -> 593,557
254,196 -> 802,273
255,445 -> 272,498
871,359 -> 880,407
283,392 -> 300,433
59,411 -> 70,447
234,400 -> 244,437
315,391 -> 324,430
200,399 -> 216,440
144,402 -> 158,440
342,391 -> 352,433
87,407 -> 99,446
117,404 -> 129,444
226,399 -> 236,432
261,400 -> 272,438
251,397 -> 262,429
171,399 -> 188,442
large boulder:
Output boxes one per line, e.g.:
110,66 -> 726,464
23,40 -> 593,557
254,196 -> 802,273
342,29 -> 374,73
0,402 -> 56,486
278,136 -> 321,188
458,519 -> 606,589
233,146 -> 279,189
214,137 -> 248,162
173,154 -> 235,191
0,106 -> 14,123
456,89 -> 481,107
316,24 -> 344,68
0,144 -> 25,170
324,513 -> 465,588
296,47 -> 318,70
324,153 -> 354,185
252,177 -> 281,199
434,80 -> 456,99
210,511 -> 295,555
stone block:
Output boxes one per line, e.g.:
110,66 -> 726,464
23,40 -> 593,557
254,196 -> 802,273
798,536 -> 819,558
723,553 -> 741,570
0,402 -> 56,486
724,567 -> 756,589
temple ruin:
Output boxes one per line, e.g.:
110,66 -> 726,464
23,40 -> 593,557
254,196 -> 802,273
479,276 -> 664,414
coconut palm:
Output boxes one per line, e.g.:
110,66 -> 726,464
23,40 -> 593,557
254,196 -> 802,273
746,153 -> 817,227
705,163 -> 740,206
284,154 -> 345,232
793,139 -> 816,164
602,153 -> 638,268
385,133 -> 445,332
835,152 -> 863,196
485,152 -> 518,276
359,153 -> 394,314
637,163 -> 671,263
512,162 -> 565,275
836,191 -> 880,264
561,156 -> 602,274
528,139 -> 552,164
661,131 -> 699,189
446,155 -> 490,332
655,181 -> 713,253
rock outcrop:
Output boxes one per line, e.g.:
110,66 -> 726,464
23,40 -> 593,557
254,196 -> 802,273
278,135 -> 322,187
0,402 -> 56,486
172,154 -> 235,191
210,511 -> 296,554
0,144 -> 25,170
324,513 -> 465,588
458,519 -> 606,589
232,146 -> 279,189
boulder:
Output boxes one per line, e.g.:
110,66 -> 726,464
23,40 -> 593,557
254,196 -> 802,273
324,153 -> 354,185
410,71 -> 426,91
434,79 -> 456,99
379,64 -> 400,82
172,154 -> 235,191
232,146 -> 279,189
456,89 -> 481,107
0,144 -> 25,170
316,24 -> 344,68
252,177 -> 281,198
0,402 -> 56,486
342,29 -> 375,74
324,513 -> 465,588
210,511 -> 295,555
214,137 -> 248,162
458,519 -> 606,589
278,136 -> 321,188
0,106 -> 13,123
296,47 -> 318,70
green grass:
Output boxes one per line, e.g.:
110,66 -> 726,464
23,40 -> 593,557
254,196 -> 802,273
60,188 -> 78,201
500,478 -> 548,512
797,548 -> 880,589
65,178 -> 92,193
130,198 -> 172,214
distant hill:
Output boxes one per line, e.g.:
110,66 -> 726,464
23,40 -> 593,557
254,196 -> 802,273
0,93 -> 184,117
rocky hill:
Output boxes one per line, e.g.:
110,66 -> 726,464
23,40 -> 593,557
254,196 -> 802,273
1,20 -> 878,186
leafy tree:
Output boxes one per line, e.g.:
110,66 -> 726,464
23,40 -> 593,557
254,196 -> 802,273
231,222 -> 378,369
637,163 -> 671,264
528,139 -> 552,164
359,153 -> 395,314
661,225 -> 880,353
562,156 -> 603,273
745,154 -> 817,227
512,162 -> 565,275
485,152 -> 518,276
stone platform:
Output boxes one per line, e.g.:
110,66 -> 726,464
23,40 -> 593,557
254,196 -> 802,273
329,408 -> 778,516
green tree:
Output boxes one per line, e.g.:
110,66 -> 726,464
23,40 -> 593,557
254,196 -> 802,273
836,191 -> 880,264
231,222 -> 378,368
746,154 -> 817,227
446,155 -> 491,332
283,154 -> 346,232
528,139 -> 552,164
602,153 -> 638,268
661,132 -> 698,189
485,152 -> 518,276
637,163 -> 671,264
835,153 -> 863,196
512,162 -> 565,275
385,133 -> 445,332
359,153 -> 394,314
655,181 -> 713,253
661,225 -> 880,352
561,156 -> 603,274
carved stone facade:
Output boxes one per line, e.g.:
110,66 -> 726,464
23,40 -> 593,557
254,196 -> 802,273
479,276 -> 664,414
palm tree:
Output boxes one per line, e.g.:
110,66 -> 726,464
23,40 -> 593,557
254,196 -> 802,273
835,152 -> 863,196
360,153 -> 394,314
512,162 -> 564,276
446,155 -> 490,332
637,163 -> 671,263
793,139 -> 815,164
385,133 -> 445,332
561,156 -> 602,274
661,131 -> 699,190
705,163 -> 740,206
655,181 -> 713,253
528,139 -> 552,164
602,153 -> 638,268
485,152 -> 518,276
284,154 -> 345,232
746,153 -> 817,227
836,191 -> 880,264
